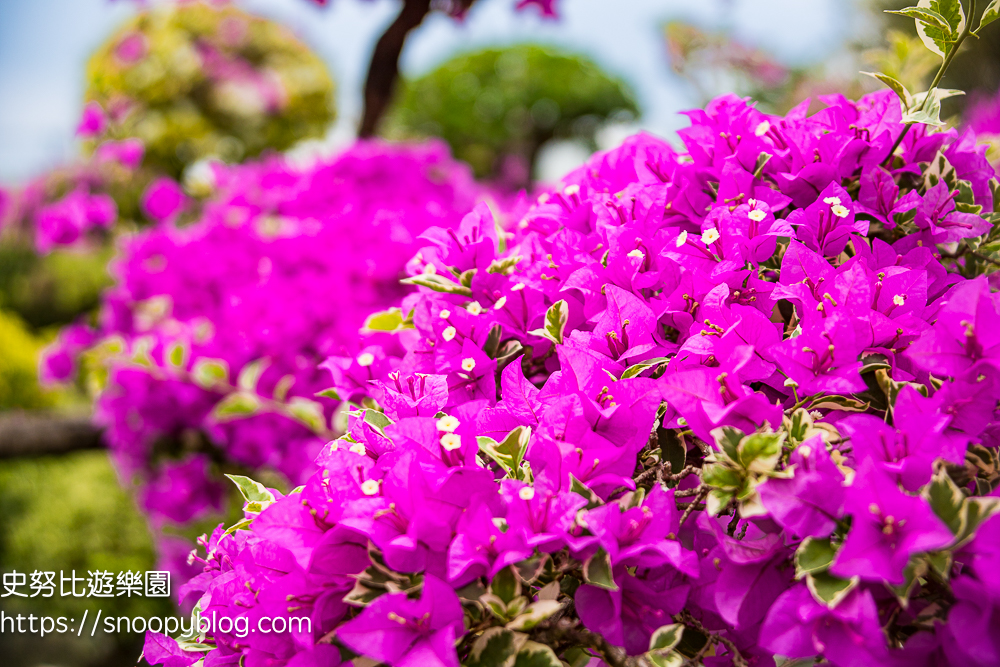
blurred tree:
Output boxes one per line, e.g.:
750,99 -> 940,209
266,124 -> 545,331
85,1 -> 336,180
383,45 -> 638,187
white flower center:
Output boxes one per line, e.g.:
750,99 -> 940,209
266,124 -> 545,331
831,205 -> 849,219
701,228 -> 720,246
748,210 -> 766,222
436,415 -> 460,432
518,487 -> 535,501
439,310 -> 451,319
675,230 -> 688,248
627,249 -> 644,259
356,352 -> 375,367
512,283 -> 526,291
494,296 -> 507,310
466,301 -> 483,316
440,433 -> 462,451
349,442 -> 367,455
361,479 -> 380,496
755,121 -> 770,137
893,294 -> 906,306
461,358 -> 476,372
442,326 -> 457,342
823,196 -> 842,206
564,184 -> 580,196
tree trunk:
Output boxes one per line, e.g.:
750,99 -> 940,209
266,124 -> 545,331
358,0 -> 433,137
0,412 -> 104,458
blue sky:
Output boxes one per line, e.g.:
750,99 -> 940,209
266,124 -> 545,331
0,0 -> 856,184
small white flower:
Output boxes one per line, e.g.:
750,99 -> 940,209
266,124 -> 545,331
436,415 -> 460,432
564,184 -> 580,196
809,410 -> 823,419
440,433 -> 462,451
677,417 -> 688,427
466,301 -> 483,316
349,442 -> 367,455
442,326 -> 457,342
512,282 -> 526,291
627,249 -> 645,259
461,357 -> 476,372
493,296 -> 507,310
538,193 -> 551,205
823,196 -> 842,206
755,121 -> 771,137
748,209 -> 767,222
676,230 -> 688,247
831,204 -> 850,219
439,310 -> 451,319
893,294 -> 906,306
518,487 -> 535,501
747,198 -> 758,207
361,479 -> 380,496
701,228 -> 720,246
799,445 -> 812,458
356,352 -> 375,367
518,218 -> 530,229
422,263 -> 436,275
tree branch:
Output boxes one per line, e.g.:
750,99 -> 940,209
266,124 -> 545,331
358,0 -> 433,137
0,412 -> 103,458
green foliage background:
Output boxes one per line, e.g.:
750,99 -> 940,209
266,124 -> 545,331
384,45 -> 638,184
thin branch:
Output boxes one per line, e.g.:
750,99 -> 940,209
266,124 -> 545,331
0,411 -> 103,458
677,486 -> 708,529
358,0 -> 433,137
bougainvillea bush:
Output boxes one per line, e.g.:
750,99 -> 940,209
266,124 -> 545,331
142,58 -> 1000,667
43,140 -> 486,526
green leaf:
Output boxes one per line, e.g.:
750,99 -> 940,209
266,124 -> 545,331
569,475 -> 603,510
806,395 -> 871,413
862,71 -> 914,109
286,397 -> 327,433
658,427 -> 687,480
806,571 -> 858,608
166,341 -> 189,369
701,462 -> 743,492
794,537 -> 837,579
924,468 -> 967,536
491,566 -> 522,605
979,0 -> 1000,32
465,627 -> 525,667
528,299 -> 569,345
621,356 -> 672,379
225,474 -> 274,503
478,426 -> 532,475
212,391 -> 262,421
314,387 -> 341,401
361,307 -> 414,333
711,425 -> 744,462
911,0 -> 965,58
583,547 -> 618,591
487,255 -> 523,275
752,152 -> 772,180
514,553 -> 549,585
889,556 -> 927,607
399,273 -> 472,296
737,432 -> 785,473
512,641 -> 562,667
649,623 -> 685,652
903,87 -> 965,127
237,358 -> 269,393
191,358 -> 229,389
990,178 -> 1000,211
506,600 -> 562,631
885,7 -> 954,34
705,488 -> 735,517
223,517 -> 254,536
647,653 -> 684,667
